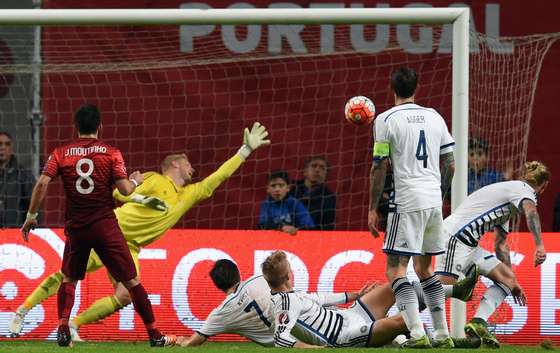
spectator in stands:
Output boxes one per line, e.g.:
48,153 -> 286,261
258,170 -> 315,235
291,156 -> 336,230
468,137 -> 508,194
0,131 -> 35,227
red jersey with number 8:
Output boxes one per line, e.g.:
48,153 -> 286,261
43,138 -> 128,229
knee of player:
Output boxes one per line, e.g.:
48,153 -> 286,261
122,277 -> 140,289
385,267 -> 398,281
490,263 -> 516,283
116,291 -> 132,306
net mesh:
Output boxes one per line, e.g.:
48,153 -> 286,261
23,26 -> 554,231
0,22 -> 558,340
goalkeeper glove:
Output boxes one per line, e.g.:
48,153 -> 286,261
131,194 -> 168,212
238,122 -> 271,160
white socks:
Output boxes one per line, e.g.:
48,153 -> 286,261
475,283 -> 510,321
421,275 -> 450,340
393,277 -> 425,339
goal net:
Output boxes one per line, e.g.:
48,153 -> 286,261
28,26 -> 557,230
0,10 -> 558,342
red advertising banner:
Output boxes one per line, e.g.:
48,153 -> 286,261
0,228 -> 559,344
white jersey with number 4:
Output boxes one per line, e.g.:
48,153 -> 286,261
197,275 -> 274,346
443,180 -> 538,247
374,103 -> 454,212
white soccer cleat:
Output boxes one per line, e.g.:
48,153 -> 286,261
69,323 -> 85,342
8,311 -> 25,337
391,334 -> 408,347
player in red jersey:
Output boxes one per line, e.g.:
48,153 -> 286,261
21,104 -> 175,347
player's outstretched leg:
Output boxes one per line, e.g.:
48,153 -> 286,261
358,267 -> 479,324
70,283 -> 130,341
367,314 -> 408,347
8,271 -> 64,336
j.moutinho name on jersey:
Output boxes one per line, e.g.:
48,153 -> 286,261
64,146 -> 108,157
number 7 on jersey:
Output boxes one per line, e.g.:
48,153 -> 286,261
244,300 -> 272,327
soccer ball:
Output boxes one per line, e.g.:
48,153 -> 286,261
344,96 -> 375,125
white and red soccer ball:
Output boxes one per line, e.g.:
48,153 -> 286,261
344,96 -> 375,125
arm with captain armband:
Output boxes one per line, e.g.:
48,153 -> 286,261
368,140 -> 390,238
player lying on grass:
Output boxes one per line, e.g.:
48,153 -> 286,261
434,161 -> 550,348
178,256 -> 478,348
262,251 -> 408,348
9,122 -> 271,340
178,258 -> 400,348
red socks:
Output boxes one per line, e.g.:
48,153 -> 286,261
128,284 -> 161,339
57,282 -> 76,326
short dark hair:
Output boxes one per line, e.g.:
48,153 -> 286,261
209,259 -> 241,293
74,104 -> 101,135
391,67 -> 418,99
469,137 -> 489,154
304,155 -> 330,171
0,131 -> 12,140
269,170 -> 290,184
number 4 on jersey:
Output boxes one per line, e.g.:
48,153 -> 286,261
416,129 -> 428,168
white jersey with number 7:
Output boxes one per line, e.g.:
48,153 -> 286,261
196,275 -> 274,346
374,102 -> 454,212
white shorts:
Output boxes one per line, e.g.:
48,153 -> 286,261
383,207 -> 444,256
435,236 -> 501,278
333,299 -> 376,348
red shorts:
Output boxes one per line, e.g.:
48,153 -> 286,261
62,217 -> 137,282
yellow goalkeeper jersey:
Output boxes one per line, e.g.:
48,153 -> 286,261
113,154 -> 244,249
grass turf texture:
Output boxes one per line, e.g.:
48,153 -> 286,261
0,341 -> 554,353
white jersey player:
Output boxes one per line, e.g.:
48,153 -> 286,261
179,258 -> 411,348
435,161 -> 550,348
197,275 -> 273,345
178,260 -> 275,347
261,251 -> 407,349
368,67 -> 455,348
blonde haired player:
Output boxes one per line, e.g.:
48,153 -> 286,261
177,259 -> 478,348
261,251 -> 408,348
435,161 -> 550,348
9,122 -> 270,339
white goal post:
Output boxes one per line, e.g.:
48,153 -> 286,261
0,7 -> 469,337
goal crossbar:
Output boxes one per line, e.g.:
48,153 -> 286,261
0,8 -> 466,25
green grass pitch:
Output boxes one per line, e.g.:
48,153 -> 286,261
0,341 -> 554,353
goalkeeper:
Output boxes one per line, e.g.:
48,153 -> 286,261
9,122 -> 271,339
